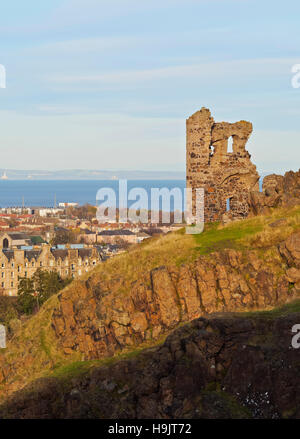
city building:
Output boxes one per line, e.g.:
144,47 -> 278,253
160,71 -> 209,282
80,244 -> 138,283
97,229 -> 138,244
0,232 -> 103,296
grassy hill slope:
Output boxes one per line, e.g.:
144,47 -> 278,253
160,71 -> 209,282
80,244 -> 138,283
0,205 -> 299,402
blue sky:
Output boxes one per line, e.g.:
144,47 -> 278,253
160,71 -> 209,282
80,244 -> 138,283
0,0 -> 299,174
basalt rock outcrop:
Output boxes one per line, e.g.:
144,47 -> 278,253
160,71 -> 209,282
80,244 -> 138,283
1,308 -> 300,419
50,232 -> 300,359
0,232 -> 299,398
35,247 -> 297,359
249,169 -> 300,215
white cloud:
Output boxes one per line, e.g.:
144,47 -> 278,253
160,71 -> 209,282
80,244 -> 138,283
50,0 -> 217,26
38,105 -> 90,114
25,26 -> 230,56
35,36 -> 139,54
46,57 -> 298,88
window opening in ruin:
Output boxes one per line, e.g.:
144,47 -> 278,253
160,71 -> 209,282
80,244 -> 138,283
227,136 -> 233,153
226,198 -> 232,212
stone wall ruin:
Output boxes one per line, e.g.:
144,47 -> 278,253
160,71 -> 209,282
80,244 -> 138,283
186,107 -> 260,222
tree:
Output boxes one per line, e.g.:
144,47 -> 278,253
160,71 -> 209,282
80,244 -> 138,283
8,218 -> 18,228
17,278 -> 36,315
0,296 -> 19,326
17,269 -> 72,315
115,238 -> 131,250
75,204 -> 97,220
50,229 -> 77,245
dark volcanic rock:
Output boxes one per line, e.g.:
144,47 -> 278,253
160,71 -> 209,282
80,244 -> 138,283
1,309 -> 300,419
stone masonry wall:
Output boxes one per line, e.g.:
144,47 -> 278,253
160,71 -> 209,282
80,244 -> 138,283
186,108 -> 260,222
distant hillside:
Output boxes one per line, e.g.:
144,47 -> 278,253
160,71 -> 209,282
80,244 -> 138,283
0,169 -> 185,180
0,169 -> 275,181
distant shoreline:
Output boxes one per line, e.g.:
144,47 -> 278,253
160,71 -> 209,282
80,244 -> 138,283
0,169 -> 186,181
0,178 -> 186,181
0,169 -> 274,181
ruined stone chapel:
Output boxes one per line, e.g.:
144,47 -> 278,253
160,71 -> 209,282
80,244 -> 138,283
186,107 -> 260,222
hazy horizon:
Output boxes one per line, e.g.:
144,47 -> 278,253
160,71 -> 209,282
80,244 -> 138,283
0,168 -> 275,180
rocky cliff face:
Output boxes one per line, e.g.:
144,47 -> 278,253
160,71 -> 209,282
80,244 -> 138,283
1,306 -> 300,419
249,169 -> 300,215
1,231 -> 299,399
47,232 -> 300,359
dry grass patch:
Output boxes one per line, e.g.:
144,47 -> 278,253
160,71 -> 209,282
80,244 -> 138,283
242,205 -> 300,248
89,229 -> 197,289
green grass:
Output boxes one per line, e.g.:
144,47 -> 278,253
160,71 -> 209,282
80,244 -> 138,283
193,204 -> 300,254
51,360 -> 101,381
238,299 -> 300,319
193,220 -> 263,254
199,389 -> 252,418
51,333 -> 168,384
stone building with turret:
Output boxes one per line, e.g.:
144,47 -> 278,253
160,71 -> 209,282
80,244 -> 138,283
186,108 -> 260,222
0,232 -> 103,296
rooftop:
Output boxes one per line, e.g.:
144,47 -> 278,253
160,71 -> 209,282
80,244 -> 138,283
98,229 -> 134,236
